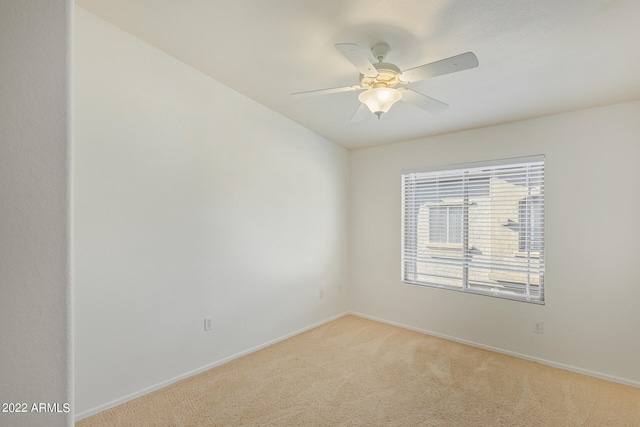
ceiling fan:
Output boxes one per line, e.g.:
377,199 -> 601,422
292,42 -> 479,121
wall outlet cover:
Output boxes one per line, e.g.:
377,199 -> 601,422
533,322 -> 543,334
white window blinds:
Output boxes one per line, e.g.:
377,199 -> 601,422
402,156 -> 545,303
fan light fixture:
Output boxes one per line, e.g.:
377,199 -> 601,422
291,42 -> 479,122
358,87 -> 402,118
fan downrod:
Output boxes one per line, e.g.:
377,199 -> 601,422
371,43 -> 391,63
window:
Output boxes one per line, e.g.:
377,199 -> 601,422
429,205 -> 462,244
519,196 -> 543,252
402,156 -> 545,303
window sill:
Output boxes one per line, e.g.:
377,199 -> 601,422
426,243 -> 463,251
514,251 -> 541,259
426,243 -> 471,259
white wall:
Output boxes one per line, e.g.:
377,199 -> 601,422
350,100 -> 640,387
74,8 -> 349,417
0,1 -> 73,426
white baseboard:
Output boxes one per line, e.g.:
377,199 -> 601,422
75,312 -> 349,421
349,311 -> 640,389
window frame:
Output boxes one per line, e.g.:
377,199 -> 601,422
401,155 -> 545,304
428,204 -> 463,245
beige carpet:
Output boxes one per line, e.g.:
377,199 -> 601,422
77,315 -> 640,426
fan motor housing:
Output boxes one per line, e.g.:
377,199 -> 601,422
360,62 -> 402,89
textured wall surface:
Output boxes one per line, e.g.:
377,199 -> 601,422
0,1 -> 73,426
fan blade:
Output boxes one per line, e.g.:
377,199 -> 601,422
400,89 -> 449,114
350,103 -> 370,123
291,85 -> 362,97
400,52 -> 478,83
335,43 -> 378,78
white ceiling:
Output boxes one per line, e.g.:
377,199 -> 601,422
76,0 -> 640,150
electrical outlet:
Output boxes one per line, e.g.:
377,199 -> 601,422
204,316 -> 213,331
533,321 -> 543,334
319,289 -> 325,298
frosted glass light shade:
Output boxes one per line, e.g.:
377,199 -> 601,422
358,88 -> 402,117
